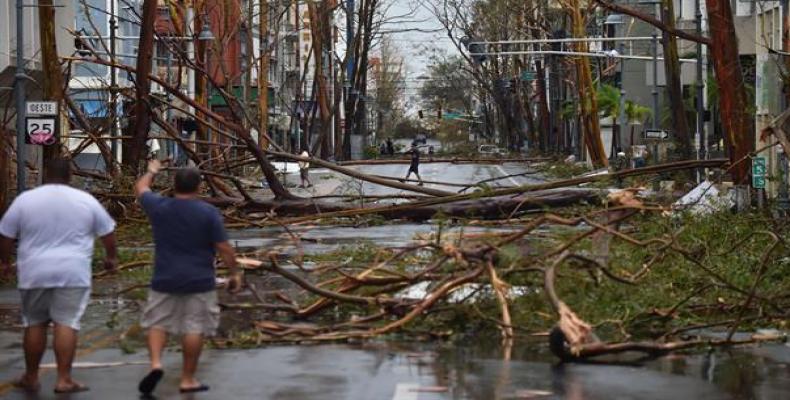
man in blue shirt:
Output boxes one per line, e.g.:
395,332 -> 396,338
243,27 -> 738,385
134,159 -> 242,395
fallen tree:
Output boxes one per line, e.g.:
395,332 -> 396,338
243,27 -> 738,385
198,191 -> 789,361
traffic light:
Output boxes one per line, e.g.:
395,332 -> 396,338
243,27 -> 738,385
437,106 -> 442,120
418,110 -> 424,119
461,36 -> 487,65
74,37 -> 91,56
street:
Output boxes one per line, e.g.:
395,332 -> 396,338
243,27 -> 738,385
282,161 -> 546,199
1,338 -> 788,399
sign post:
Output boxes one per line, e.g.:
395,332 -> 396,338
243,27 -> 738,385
644,129 -> 669,167
752,156 -> 766,189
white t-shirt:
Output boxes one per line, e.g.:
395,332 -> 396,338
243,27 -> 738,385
298,151 -> 310,170
0,184 -> 116,289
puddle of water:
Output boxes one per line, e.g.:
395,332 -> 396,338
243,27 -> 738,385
415,340 -> 790,400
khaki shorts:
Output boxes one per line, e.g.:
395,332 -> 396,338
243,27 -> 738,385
20,288 -> 91,330
141,290 -> 219,336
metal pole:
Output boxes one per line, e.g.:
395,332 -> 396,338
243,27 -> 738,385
110,0 -> 118,163
618,41 -> 626,155
695,0 -> 705,172
651,32 -> 658,130
15,0 -> 26,193
186,8 -> 195,115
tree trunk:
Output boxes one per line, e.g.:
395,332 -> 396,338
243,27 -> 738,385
661,0 -> 692,159
128,0 -> 159,173
568,0 -> 607,167
308,1 -> 333,159
706,0 -> 753,183
38,0 -> 64,168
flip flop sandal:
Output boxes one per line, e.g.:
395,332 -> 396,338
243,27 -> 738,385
138,369 -> 164,394
12,380 -> 40,392
54,383 -> 89,394
180,384 -> 210,393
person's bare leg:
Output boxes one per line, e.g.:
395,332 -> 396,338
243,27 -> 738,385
138,328 -> 167,394
52,323 -> 86,392
180,333 -> 205,390
16,324 -> 46,391
147,328 -> 167,370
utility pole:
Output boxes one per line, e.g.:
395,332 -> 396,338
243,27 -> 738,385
15,0 -> 26,193
259,0 -> 271,149
695,0 -> 705,180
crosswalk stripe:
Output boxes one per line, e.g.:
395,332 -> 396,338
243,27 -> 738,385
392,383 -> 420,400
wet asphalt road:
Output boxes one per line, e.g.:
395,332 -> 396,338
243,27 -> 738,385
333,162 -> 545,196
1,162 -> 789,399
1,340 -> 789,400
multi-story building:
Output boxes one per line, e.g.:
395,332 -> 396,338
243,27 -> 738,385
0,0 -> 320,166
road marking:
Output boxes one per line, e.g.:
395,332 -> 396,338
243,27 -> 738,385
392,383 -> 420,400
496,165 -> 521,187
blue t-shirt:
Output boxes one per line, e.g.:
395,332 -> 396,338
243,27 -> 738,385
140,192 -> 228,294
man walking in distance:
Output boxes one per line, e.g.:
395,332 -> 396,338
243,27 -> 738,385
0,158 -> 117,394
298,148 -> 313,188
135,159 -> 242,395
404,145 -> 424,186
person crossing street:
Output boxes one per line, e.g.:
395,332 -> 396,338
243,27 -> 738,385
134,159 -> 242,396
0,158 -> 117,394
404,145 -> 424,186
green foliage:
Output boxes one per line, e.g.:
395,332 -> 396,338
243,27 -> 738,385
596,83 -> 621,120
625,100 -> 651,125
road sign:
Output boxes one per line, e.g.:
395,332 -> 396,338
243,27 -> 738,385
520,71 -> 537,81
644,129 -> 669,139
752,156 -> 766,189
25,117 -> 59,145
25,101 -> 58,116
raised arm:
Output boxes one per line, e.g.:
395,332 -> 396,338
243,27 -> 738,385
134,159 -> 162,198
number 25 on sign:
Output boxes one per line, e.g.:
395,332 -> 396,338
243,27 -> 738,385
25,117 -> 58,146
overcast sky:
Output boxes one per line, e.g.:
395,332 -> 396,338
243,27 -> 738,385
378,0 -> 457,109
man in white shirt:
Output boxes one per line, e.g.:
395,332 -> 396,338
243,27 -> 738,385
0,159 -> 117,394
298,148 -> 313,188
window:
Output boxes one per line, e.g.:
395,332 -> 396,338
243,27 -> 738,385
73,0 -> 109,78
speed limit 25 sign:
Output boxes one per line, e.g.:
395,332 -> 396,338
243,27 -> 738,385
25,117 -> 59,145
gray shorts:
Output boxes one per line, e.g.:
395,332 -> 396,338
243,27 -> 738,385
20,288 -> 91,330
141,290 -> 219,336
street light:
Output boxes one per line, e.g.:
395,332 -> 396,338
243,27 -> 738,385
604,13 -> 626,156
604,14 -> 625,26
637,0 -> 662,133
198,14 -> 215,41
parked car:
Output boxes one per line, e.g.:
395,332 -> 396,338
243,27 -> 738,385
478,144 -> 506,157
